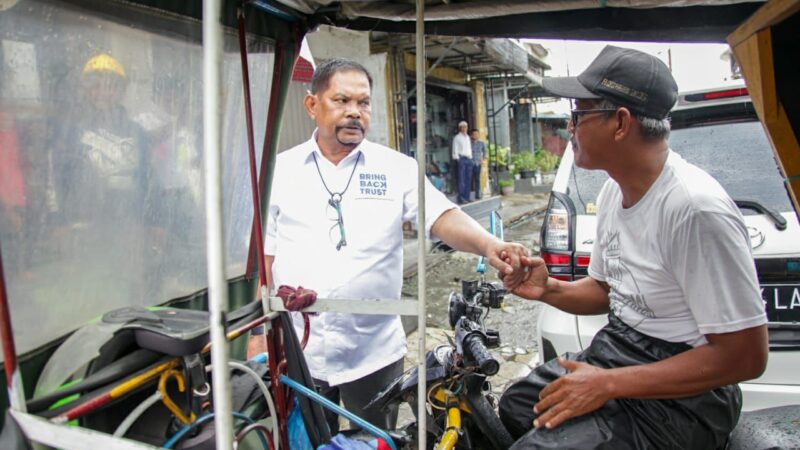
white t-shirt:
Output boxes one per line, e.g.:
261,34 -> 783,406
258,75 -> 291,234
588,151 -> 766,347
266,134 -> 456,385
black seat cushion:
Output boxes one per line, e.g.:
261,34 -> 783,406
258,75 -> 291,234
102,307 -> 209,356
728,404 -> 800,450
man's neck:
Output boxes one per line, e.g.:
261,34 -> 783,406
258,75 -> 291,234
608,141 -> 669,209
316,137 -> 357,166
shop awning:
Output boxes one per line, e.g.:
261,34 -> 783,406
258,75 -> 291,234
371,34 -> 549,83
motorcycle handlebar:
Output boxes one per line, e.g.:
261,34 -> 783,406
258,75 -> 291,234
465,334 -> 499,376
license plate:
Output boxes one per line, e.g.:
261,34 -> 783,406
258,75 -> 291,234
761,284 -> 800,323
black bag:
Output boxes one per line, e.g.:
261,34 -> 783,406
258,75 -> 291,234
500,314 -> 740,450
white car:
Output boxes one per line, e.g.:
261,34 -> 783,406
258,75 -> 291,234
537,86 -> 800,411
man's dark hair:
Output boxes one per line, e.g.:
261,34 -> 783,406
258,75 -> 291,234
470,128 -> 479,134
311,58 -> 373,94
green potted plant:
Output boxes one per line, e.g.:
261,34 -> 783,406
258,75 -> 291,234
489,143 -> 512,181
512,151 -> 537,179
498,178 -> 515,195
534,148 -> 560,174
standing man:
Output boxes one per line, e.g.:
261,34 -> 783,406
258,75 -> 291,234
251,59 -> 528,434
469,128 -> 486,200
452,120 -> 472,204
498,46 -> 768,449
49,53 -> 154,304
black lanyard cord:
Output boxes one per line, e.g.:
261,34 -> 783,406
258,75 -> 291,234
312,151 -> 362,202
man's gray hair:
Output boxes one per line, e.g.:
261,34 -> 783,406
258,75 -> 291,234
311,58 -> 373,94
458,121 -> 468,128
596,99 -> 671,141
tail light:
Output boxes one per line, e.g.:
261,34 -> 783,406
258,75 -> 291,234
542,252 -> 571,265
574,253 -> 591,279
541,192 -> 577,281
542,197 -> 570,251
575,255 -> 591,267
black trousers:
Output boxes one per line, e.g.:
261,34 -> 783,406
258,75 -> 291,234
499,314 -> 741,450
314,358 -> 404,434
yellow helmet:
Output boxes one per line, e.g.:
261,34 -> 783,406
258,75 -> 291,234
83,54 -> 126,78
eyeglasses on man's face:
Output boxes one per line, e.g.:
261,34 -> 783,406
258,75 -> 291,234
570,108 -> 618,126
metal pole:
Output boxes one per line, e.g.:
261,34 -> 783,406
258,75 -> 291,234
203,0 -> 234,447
489,77 -> 498,187
415,1 -> 427,449
0,243 -> 25,412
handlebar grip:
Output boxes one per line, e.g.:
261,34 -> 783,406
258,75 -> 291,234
465,334 -> 499,376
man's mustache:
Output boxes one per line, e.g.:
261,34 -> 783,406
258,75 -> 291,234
336,120 -> 364,133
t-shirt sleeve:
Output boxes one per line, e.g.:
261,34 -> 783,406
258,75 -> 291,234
587,233 -> 606,282
402,159 -> 457,237
587,180 -> 611,282
667,210 -> 766,335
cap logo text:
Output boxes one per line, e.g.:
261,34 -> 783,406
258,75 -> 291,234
600,78 -> 648,102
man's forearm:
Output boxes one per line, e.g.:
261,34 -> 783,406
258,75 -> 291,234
541,276 -> 611,315
431,208 -> 496,255
605,325 -> 768,400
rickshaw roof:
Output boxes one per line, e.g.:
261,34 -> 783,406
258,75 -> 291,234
121,0 -> 763,42
280,0 -> 763,42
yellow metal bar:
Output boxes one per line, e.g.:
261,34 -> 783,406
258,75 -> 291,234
435,401 -> 462,450
109,360 -> 179,399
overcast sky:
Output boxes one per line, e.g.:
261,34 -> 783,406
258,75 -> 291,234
531,40 -> 741,115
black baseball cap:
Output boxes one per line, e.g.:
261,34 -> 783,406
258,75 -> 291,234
542,45 -> 678,119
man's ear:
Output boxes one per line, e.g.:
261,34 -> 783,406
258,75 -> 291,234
613,107 -> 633,142
304,93 -> 318,120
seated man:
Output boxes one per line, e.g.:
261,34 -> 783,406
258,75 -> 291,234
499,46 -> 768,449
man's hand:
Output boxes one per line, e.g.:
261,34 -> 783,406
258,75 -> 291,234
533,358 -> 613,429
502,255 -> 549,299
484,240 -> 528,287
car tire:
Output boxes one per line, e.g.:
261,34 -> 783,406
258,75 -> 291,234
542,338 -> 557,362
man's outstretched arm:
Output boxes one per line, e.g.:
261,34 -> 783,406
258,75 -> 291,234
430,208 -> 528,285
504,255 -> 611,315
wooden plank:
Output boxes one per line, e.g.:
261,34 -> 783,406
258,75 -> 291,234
728,0 -> 800,47
11,411 -> 159,450
730,20 -> 800,214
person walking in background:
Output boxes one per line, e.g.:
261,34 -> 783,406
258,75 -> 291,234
470,128 -> 486,200
452,120 -> 472,204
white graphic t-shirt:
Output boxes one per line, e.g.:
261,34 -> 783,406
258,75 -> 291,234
588,151 -> 766,346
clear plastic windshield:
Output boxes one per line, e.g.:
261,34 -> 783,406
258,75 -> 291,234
0,0 -> 274,356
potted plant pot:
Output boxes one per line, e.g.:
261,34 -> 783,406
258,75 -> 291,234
498,179 -> 514,195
